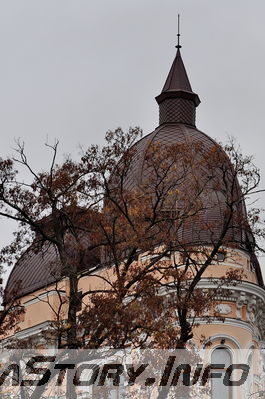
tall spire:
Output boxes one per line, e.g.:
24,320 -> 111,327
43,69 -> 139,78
176,13 -> 181,50
156,19 -> 200,126
161,48 -> 193,93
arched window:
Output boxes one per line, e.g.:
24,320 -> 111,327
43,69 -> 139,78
211,347 -> 232,399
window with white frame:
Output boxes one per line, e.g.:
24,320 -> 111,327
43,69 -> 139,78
211,347 -> 232,399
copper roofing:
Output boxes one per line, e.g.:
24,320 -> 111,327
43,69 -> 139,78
4,236 -> 101,303
156,49 -> 200,126
4,243 -> 60,303
162,48 -> 193,92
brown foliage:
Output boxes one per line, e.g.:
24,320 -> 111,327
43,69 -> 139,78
0,129 -> 263,355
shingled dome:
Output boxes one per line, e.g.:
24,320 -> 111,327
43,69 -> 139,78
121,48 -> 238,243
4,229 -> 101,302
115,46 -> 264,286
4,44 -> 264,302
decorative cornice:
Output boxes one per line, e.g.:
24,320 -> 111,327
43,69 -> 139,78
197,317 -> 256,336
23,290 -> 66,307
197,279 -> 265,301
12,321 -> 51,340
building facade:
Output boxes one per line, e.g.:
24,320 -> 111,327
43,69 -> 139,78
2,39 -> 265,398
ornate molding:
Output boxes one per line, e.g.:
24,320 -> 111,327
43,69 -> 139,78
215,304 -> 232,315
235,291 -> 246,319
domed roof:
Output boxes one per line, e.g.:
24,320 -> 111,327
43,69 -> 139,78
120,47 -> 238,247
125,123 -> 218,190
4,230 -> 101,303
4,243 -> 59,303
123,123 -> 244,245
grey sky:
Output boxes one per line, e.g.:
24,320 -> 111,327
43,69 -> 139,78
1,0 -> 265,280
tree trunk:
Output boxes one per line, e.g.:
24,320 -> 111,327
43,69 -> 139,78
65,271 -> 79,399
156,318 -> 192,399
66,273 -> 79,349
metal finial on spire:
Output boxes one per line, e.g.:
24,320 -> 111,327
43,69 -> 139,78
176,14 -> 182,49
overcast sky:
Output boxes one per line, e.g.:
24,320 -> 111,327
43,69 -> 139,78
1,0 -> 265,281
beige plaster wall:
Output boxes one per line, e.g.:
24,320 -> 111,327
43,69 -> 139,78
2,247 -> 262,348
